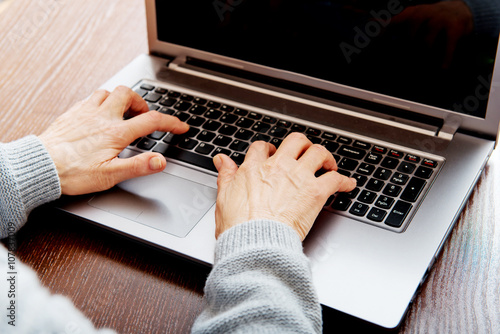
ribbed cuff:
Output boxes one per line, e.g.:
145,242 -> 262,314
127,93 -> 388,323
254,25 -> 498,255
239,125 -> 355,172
214,220 -> 303,264
2,135 -> 61,216
463,0 -> 500,37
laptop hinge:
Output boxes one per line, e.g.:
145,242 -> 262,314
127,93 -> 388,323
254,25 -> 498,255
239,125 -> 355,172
436,115 -> 462,141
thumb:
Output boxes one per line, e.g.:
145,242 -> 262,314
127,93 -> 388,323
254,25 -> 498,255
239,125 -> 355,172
107,152 -> 167,185
213,154 -> 238,188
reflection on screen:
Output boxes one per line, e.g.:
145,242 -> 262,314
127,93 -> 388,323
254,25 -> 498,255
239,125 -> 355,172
157,0 -> 499,118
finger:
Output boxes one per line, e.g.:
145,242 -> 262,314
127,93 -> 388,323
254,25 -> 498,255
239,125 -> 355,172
243,141 -> 276,164
298,144 -> 337,172
124,111 -> 189,141
213,153 -> 238,190
86,89 -> 110,107
318,171 -> 357,195
101,86 -> 149,118
104,152 -> 167,186
274,132 -> 312,160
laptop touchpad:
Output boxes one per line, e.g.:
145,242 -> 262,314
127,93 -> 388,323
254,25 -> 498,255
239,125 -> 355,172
88,172 -> 217,238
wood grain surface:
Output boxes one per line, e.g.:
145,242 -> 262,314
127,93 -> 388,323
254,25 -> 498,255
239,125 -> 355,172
0,0 -> 498,333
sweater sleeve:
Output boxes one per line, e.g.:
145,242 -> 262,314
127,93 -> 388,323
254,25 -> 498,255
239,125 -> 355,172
191,220 -> 322,334
462,0 -> 500,37
0,135 -> 61,238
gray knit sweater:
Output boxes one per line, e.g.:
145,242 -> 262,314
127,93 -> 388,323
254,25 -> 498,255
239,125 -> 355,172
0,136 -> 321,333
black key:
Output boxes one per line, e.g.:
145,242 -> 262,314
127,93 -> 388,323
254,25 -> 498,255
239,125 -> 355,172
187,115 -> 206,127
270,138 -> 283,148
375,195 -> 394,209
205,109 -> 223,119
397,162 -> 416,174
235,129 -> 254,141
148,131 -> 166,140
372,145 -> 387,154
212,147 -> 231,157
154,87 -> 168,94
358,190 -> 376,204
202,120 -> 222,131
159,107 -> 175,115
144,92 -> 162,103
180,94 -> 194,101
236,117 -> 254,128
230,152 -> 246,165
322,132 -> 336,140
248,112 -> 262,120
374,167 -> 392,180
345,187 -> 360,198
400,177 -> 426,202
219,124 -> 238,136
331,194 -> 351,211
154,144 -> 216,172
184,127 -> 200,138
381,157 -> 399,169
174,101 -> 192,111
140,83 -> 154,91
162,133 -> 179,145
252,121 -> 271,133
405,154 -> 421,163
365,152 -> 382,164
159,97 -> 177,107
134,88 -> 148,98
220,104 -> 234,113
349,202 -> 369,216
390,172 -> 409,185
229,140 -> 249,152
306,128 -> 321,136
190,105 -> 208,115
178,138 -> 198,150
173,111 -> 190,122
269,126 -> 288,138
167,91 -> 181,98
366,178 -> 384,192
137,138 -> 156,150
385,201 -> 412,228
337,136 -> 352,145
352,174 -> 368,187
338,145 -> 366,160
197,130 -> 216,142
422,158 -> 438,168
213,135 -> 232,147
415,166 -> 433,179
388,149 -> 404,159
251,133 -> 271,142
220,113 -> 238,124
262,116 -> 277,124
277,120 -> 292,128
357,163 -> 375,175
194,97 -> 207,105
207,101 -> 221,108
306,135 -> 322,144
233,108 -> 248,116
337,169 -> 351,177
338,158 -> 358,171
353,140 -> 370,150
147,103 -> 159,111
367,208 -> 387,222
383,184 -> 402,197
195,143 -> 215,155
322,140 -> 339,153
291,124 -> 306,132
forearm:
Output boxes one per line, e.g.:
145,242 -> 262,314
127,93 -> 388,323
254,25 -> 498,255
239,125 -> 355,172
0,136 -> 61,238
192,220 -> 322,334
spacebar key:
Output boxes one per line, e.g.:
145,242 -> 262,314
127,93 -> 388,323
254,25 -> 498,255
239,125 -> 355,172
158,145 -> 217,172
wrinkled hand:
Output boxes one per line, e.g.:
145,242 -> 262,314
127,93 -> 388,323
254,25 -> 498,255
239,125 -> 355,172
39,86 -> 189,195
213,133 -> 357,241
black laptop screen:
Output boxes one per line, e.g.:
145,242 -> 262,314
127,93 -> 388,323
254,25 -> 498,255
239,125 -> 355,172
156,0 -> 499,119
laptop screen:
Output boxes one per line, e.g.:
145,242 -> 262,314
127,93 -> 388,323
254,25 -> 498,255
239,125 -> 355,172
156,0 -> 499,119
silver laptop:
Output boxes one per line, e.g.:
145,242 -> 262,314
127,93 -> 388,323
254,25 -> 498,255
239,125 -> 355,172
59,0 -> 500,329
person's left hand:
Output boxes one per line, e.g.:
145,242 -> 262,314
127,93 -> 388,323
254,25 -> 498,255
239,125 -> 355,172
39,86 -> 189,195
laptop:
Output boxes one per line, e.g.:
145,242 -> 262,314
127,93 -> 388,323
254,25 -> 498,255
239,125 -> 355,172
59,0 -> 500,329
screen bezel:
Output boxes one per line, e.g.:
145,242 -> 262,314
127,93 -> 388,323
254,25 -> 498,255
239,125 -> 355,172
146,0 -> 500,140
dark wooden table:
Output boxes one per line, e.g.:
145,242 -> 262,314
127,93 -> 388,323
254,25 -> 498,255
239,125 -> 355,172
1,1 -> 498,333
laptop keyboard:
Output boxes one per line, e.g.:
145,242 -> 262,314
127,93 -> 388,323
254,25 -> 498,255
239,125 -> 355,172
129,81 -> 443,232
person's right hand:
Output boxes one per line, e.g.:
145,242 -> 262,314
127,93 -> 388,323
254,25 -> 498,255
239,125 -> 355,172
213,133 -> 357,241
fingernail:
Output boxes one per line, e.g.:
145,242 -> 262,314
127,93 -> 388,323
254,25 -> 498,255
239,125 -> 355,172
149,156 -> 163,170
213,155 -> 222,171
